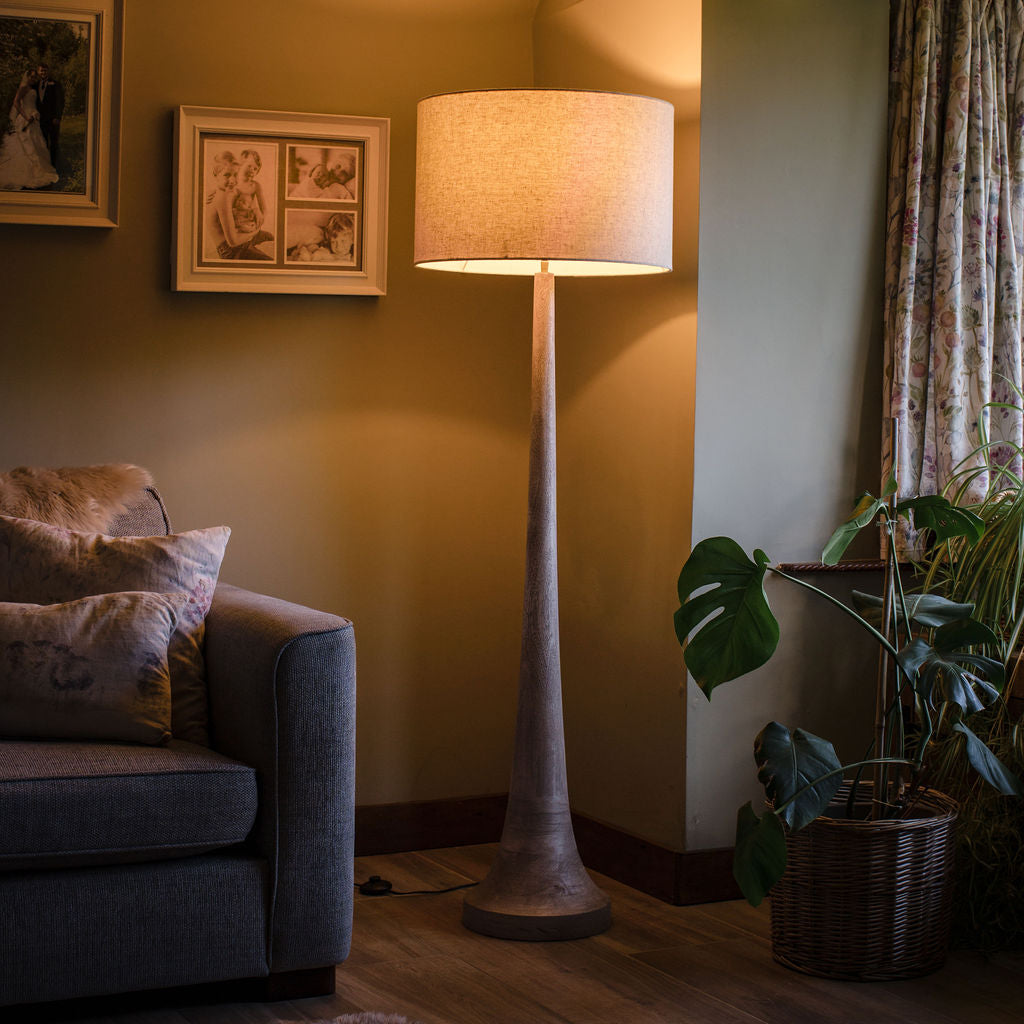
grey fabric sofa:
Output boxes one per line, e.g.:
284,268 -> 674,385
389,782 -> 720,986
0,488 -> 356,1007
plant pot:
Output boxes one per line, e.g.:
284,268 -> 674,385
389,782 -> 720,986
769,783 -> 958,981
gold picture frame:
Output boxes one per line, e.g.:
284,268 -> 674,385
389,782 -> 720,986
0,0 -> 123,227
173,105 -> 390,295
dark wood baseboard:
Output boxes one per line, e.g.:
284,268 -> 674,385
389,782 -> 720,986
355,794 -> 740,906
355,794 -> 508,856
571,812 -> 740,905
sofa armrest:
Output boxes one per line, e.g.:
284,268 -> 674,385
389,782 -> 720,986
203,582 -> 355,972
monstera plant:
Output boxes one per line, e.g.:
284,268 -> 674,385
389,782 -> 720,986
675,475 -> 1023,907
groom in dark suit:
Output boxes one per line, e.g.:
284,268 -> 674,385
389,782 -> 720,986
35,63 -> 64,171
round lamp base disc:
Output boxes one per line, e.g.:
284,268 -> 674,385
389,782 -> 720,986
462,901 -> 611,942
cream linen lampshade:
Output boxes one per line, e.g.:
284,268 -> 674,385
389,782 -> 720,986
414,88 -> 673,276
413,87 -> 673,942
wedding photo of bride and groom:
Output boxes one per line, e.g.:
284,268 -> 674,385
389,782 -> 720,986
0,13 -> 90,195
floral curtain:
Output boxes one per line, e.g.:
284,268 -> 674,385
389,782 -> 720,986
885,0 -> 1024,524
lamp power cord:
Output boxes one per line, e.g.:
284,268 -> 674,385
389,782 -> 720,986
355,874 -> 478,897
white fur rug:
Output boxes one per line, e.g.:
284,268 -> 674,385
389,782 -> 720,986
0,464 -> 153,532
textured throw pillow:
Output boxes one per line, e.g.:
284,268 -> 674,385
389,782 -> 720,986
0,592 -> 184,745
0,515 -> 230,745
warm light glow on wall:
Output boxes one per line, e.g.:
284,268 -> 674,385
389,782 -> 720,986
538,0 -> 701,93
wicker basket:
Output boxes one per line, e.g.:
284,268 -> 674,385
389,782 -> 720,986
769,784 -> 958,981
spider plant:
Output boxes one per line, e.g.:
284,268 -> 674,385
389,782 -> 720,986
912,390 -> 1024,947
920,402 -> 1024,667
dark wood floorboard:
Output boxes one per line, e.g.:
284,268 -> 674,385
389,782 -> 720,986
27,844 -> 1024,1023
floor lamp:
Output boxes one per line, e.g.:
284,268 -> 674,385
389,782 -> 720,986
414,88 -> 674,941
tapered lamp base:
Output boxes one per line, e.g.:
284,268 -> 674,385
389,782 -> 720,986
462,271 -> 611,943
463,902 -> 611,942
462,830 -> 611,941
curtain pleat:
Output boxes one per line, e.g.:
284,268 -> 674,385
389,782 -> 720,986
885,0 -> 1024,537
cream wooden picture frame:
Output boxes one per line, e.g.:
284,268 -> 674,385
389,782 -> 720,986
173,105 -> 390,295
0,0 -> 124,227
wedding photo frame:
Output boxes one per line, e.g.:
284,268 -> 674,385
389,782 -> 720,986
0,0 -> 124,226
174,106 -> 390,295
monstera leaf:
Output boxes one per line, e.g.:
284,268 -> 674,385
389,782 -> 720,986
674,537 -> 779,699
898,620 -> 1004,715
822,493 -> 888,565
821,487 -> 984,566
754,722 -> 842,831
733,802 -> 787,907
851,591 -> 976,630
896,494 -> 985,545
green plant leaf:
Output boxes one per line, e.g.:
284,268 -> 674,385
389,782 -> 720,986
733,802 -> 787,907
754,722 -> 842,831
953,721 -> 1024,796
822,493 -> 887,565
674,537 -> 779,699
850,590 -> 977,629
896,494 -> 985,544
934,617 -> 1000,650
898,633 -> 1004,715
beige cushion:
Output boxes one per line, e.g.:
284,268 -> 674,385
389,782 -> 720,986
0,592 -> 183,745
0,515 -> 230,745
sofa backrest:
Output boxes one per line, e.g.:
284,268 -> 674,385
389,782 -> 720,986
107,486 -> 172,537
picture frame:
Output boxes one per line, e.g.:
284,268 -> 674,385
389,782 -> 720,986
173,105 -> 390,295
0,0 -> 124,227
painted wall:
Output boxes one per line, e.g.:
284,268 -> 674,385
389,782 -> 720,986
532,0 -> 699,849
0,0 -> 537,808
0,0 -> 888,857
0,0 -> 700,851
688,0 -> 889,848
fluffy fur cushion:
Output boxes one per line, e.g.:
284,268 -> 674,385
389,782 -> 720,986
0,515 -> 230,745
0,592 -> 183,745
0,464 -> 154,533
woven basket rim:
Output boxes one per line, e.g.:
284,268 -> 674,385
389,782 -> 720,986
813,783 -> 958,831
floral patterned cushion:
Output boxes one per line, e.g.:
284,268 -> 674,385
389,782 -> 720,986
0,515 -> 230,745
0,592 -> 184,745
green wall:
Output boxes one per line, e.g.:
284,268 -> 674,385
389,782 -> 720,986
688,0 -> 889,848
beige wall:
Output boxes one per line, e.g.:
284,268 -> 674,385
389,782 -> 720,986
0,0 -> 699,849
688,0 -> 888,848
533,0 -> 699,848
2,0 -> 886,857
0,0 -> 537,807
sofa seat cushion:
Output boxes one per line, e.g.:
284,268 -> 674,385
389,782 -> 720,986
0,739 -> 257,871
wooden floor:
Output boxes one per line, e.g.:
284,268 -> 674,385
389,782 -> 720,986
41,844 -> 1024,1023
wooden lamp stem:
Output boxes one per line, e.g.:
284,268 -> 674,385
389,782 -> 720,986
462,270 -> 612,941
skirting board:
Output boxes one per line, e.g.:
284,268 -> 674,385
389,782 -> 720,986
354,794 -> 740,906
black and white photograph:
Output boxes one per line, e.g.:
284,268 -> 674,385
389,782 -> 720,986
200,140 -> 277,263
287,144 -> 359,201
285,209 -> 358,266
0,0 -> 122,226
174,105 -> 389,294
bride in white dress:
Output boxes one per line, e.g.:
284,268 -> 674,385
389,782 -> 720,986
0,69 -> 59,191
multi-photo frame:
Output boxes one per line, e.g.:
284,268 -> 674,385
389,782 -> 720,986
174,106 -> 389,294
